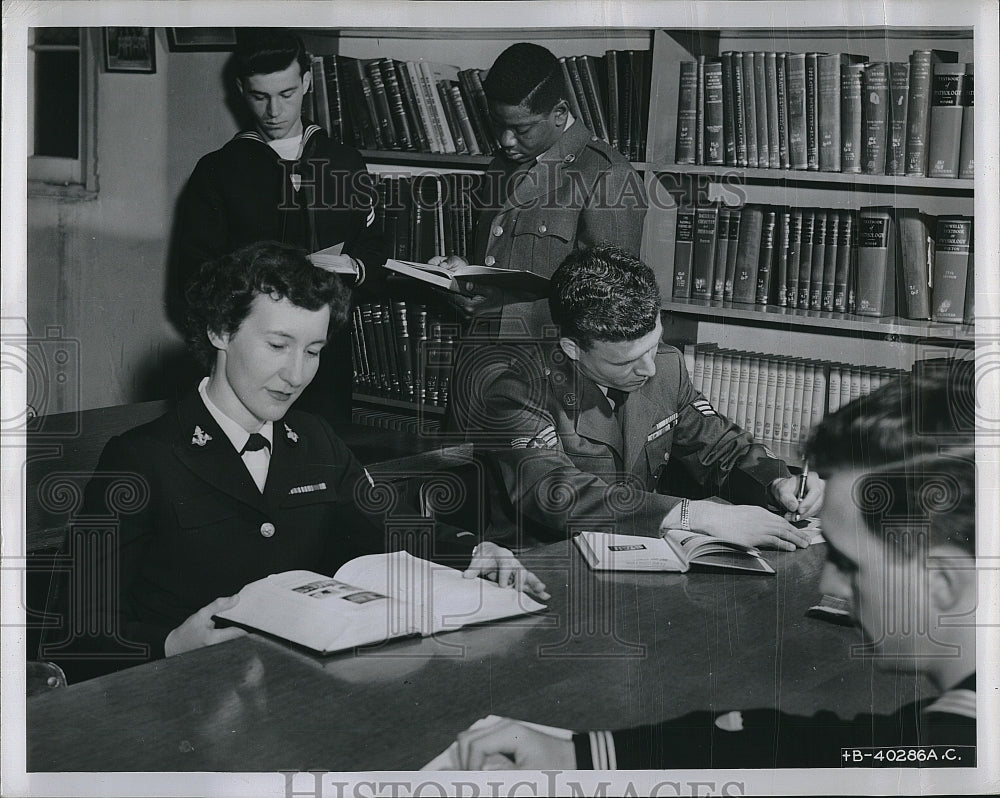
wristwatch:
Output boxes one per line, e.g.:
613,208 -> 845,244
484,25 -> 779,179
678,498 -> 691,532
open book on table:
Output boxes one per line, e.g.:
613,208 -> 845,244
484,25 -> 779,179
383,258 -> 550,294
574,529 -> 776,574
213,551 -> 546,654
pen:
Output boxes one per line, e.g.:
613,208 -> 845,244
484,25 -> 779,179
794,461 -> 809,522
363,467 -> 375,488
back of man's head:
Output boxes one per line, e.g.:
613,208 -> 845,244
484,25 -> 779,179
483,42 -> 565,113
549,244 -> 661,350
235,28 -> 310,79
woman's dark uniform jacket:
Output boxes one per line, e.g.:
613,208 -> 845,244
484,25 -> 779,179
177,121 -> 390,424
450,301 -> 790,547
54,392 -> 475,682
574,673 -> 977,768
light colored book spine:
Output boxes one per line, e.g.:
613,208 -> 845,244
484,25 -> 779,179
762,358 -> 779,443
728,354 -> 744,426
848,366 -> 862,403
708,349 -> 724,411
734,354 -> 751,431
809,364 -> 827,434
418,61 -> 456,153
794,361 -> 812,448
744,355 -> 761,438
406,61 -> 442,153
753,358 -> 770,440
780,359 -> 798,444
718,352 -> 734,420
771,360 -> 788,444
827,364 -> 842,413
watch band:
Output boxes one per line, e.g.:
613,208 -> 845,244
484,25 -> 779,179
679,498 -> 691,532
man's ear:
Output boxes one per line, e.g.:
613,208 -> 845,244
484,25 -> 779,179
301,68 -> 312,94
559,337 -> 581,362
928,546 -> 976,614
552,99 -> 569,127
207,328 -> 229,351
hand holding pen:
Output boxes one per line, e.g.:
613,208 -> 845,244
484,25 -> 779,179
772,460 -> 824,523
794,462 -> 809,522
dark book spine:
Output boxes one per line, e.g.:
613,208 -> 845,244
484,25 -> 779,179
713,207 -> 731,299
675,61 -> 698,164
379,59 -> 414,151
410,305 -> 428,404
855,208 -> 898,317
605,50 -> 621,154
566,56 -> 595,133
619,50 -> 637,160
755,209 -> 778,304
805,53 -> 820,170
809,211 -> 828,309
786,53 -> 808,169
704,60 -> 725,165
927,64 -> 966,178
886,62 -> 910,176
817,55 -> 845,171
337,56 -> 377,149
861,62 -> 889,175
832,211 -> 854,313
732,205 -> 764,304
397,62 -> 431,152
467,68 -> 499,153
448,84 -> 481,155
775,210 -> 791,307
786,210 -> 804,308
732,52 -> 749,167
906,50 -> 959,176
321,55 -> 345,145
558,57 -> 587,133
897,208 -> 934,320
391,301 -> 414,401
456,71 -> 489,154
821,211 -> 840,311
931,216 -> 973,323
672,206 -> 696,298
310,57 -> 332,138
691,205 -> 720,297
721,52 -> 738,166
631,49 -> 652,161
775,52 -> 790,169
365,61 -> 398,149
797,210 -> 816,308
695,55 -> 706,164
840,63 -> 865,174
753,52 -> 770,168
741,51 -> 759,167
579,56 -> 610,143
963,232 -> 975,325
434,81 -> 465,154
764,52 -> 781,168
959,63 -> 974,179
724,208 -> 741,300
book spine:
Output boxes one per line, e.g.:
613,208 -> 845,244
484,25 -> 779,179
404,61 -> 440,152
755,208 -> 777,304
733,52 -> 749,167
786,52 -> 808,170
418,62 -> 455,153
631,49 -> 652,161
906,50 -> 959,176
713,207 -> 731,299
364,61 -> 397,149
832,211 -> 854,313
397,62 -> 431,152
310,57 -> 332,138
379,59 -> 414,151
779,359 -> 796,444
897,208 -> 934,320
805,53 -> 820,170
789,361 -> 807,445
797,210 -> 816,309
456,71 -> 489,154
860,62 -> 889,174
927,64 -> 966,178
410,305 -> 428,404
785,210 -> 803,308
579,55 -> 610,143
931,216 -> 973,323
675,61 -> 698,164
721,52 -> 738,166
827,363 -> 842,414
724,208 -> 742,301
691,205 -> 720,298
963,238 -> 975,325
821,211 -> 840,311
437,81 -> 468,154
744,355 -> 761,437
337,56 -> 375,149
742,52 -> 759,167
733,355 -> 750,431
718,352 -> 733,419
840,62 -> 865,174
764,52 -> 781,168
605,50 -> 621,154
762,356 -> 780,443
775,52 -> 790,169
753,358 -> 769,440
620,50 -> 637,160
886,62 -> 910,175
959,64 -> 974,179
732,204 -> 763,304
391,301 -> 414,401
448,84 -> 481,155
817,54 -> 843,172
467,68 -> 500,152
753,52 -> 770,167
773,210 -> 788,307
321,55 -> 345,145
558,57 -> 586,131
565,56 -> 595,133
855,208 -> 897,317
704,60 -> 725,165
695,55 -> 706,164
809,211 -> 828,309
672,206 -> 696,299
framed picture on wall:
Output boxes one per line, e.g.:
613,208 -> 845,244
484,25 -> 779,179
166,28 -> 239,52
103,27 -> 156,73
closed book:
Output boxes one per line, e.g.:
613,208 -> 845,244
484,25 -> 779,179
861,62 -> 890,175
403,61 -> 441,152
691,205 -> 720,298
775,52 -> 791,169
419,62 -> 459,153
466,68 -> 500,153
906,49 -> 959,176
379,59 -> 415,151
456,71 -> 490,154
818,53 -> 868,172
629,49 -> 652,162
931,216 -> 973,323
558,57 -> 587,133
605,50 -> 622,153
396,61 -> 431,152
927,63 -> 966,178
753,358 -> 770,440
805,53 -> 820,170
364,60 -> 399,149
789,361 -> 807,445
786,52 -> 809,169
321,55 -> 346,145
963,244 -> 974,325
672,206 -> 696,298
437,81 -> 469,154
724,208 -> 742,300
448,84 -> 481,155
832,211 -> 854,313
775,210 -> 792,307
809,211 -> 828,309
578,55 -> 610,143
785,210 -> 804,308
732,205 -> 764,304
827,363 -> 842,414
809,364 -> 827,433
855,207 -> 898,317
721,52 -> 738,166
742,51 -> 759,167
732,354 -> 750,431
337,56 -> 378,150
779,359 -> 796,444
744,355 -> 761,437
755,208 -> 778,304
821,211 -> 840,311
886,62 -> 910,175
840,62 -> 865,173
797,210 -> 816,309
708,349 -> 724,409
310,57 -> 332,138
695,55 -> 706,164
704,60 -> 725,165
713,208 -> 732,299
732,52 -> 749,166
896,208 -> 934,320
753,52 -> 770,167
764,52 -> 781,168
391,301 -> 414,400
718,352 -> 733,419
959,64 -> 974,179
762,356 -> 780,442
676,61 -> 698,163
565,56 -> 594,133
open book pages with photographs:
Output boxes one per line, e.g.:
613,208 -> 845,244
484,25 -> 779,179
213,551 -> 547,654
383,258 -> 550,294
574,529 -> 776,574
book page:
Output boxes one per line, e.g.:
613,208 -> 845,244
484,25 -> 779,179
575,531 -> 686,572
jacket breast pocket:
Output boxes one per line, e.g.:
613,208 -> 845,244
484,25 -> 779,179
173,495 -> 238,531
511,210 -> 577,276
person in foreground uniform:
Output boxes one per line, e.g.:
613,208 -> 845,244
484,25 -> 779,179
454,244 -> 823,550
455,363 -> 978,769
56,242 -> 546,683
177,28 -> 388,424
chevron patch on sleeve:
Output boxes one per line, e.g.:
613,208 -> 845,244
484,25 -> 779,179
691,398 -> 718,417
511,425 -> 558,450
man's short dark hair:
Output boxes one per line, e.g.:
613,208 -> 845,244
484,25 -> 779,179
549,244 -> 661,350
235,28 -> 310,80
483,43 -> 566,114
184,241 -> 350,371
805,357 -> 975,474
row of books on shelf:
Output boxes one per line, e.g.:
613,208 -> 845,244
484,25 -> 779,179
675,49 -> 972,178
372,173 -> 474,263
350,301 -> 457,408
305,50 -> 650,161
672,204 -> 974,324
687,343 -> 905,449
351,406 -> 441,434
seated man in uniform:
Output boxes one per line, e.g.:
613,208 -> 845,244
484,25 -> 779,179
55,241 -> 546,683
454,244 -> 823,551
456,361 -> 978,768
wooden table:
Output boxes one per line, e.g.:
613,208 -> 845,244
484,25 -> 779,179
26,542 -> 926,772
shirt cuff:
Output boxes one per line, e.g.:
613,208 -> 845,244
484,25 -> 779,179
353,257 -> 366,286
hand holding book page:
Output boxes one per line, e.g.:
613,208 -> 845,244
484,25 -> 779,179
213,551 -> 547,654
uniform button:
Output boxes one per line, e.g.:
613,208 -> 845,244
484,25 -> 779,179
260,522 -> 276,538
538,224 -> 547,233
565,153 -> 577,162
484,255 -> 496,266
663,452 -> 670,461
493,225 -> 504,237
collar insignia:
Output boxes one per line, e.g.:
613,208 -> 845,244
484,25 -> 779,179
284,423 -> 299,444
191,426 -> 212,447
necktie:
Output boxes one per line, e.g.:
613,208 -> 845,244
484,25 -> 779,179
606,388 -> 628,415
241,433 -> 271,454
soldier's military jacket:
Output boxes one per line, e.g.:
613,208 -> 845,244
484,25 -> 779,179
574,673 -> 977,769
471,119 -> 647,277
455,303 -> 789,546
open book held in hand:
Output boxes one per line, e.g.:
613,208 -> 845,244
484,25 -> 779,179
574,530 -> 775,574
213,551 -> 547,654
384,258 -> 550,294
308,242 -> 354,273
